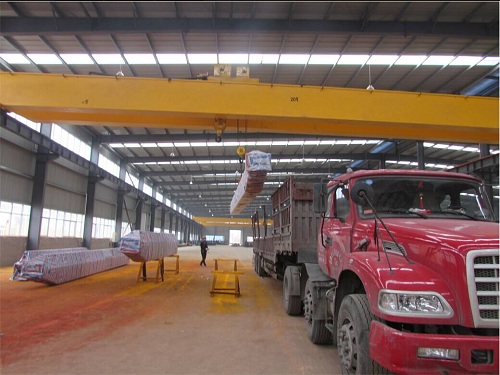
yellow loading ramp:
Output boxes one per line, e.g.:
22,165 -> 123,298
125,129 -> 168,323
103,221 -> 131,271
0,72 -> 497,144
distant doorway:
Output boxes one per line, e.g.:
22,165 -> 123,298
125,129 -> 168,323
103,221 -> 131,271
229,230 -> 242,246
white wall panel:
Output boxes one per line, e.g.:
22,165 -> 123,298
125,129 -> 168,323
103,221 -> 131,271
94,183 -> 117,219
0,170 -> 32,204
44,185 -> 86,213
46,163 -> 86,194
0,140 -> 35,175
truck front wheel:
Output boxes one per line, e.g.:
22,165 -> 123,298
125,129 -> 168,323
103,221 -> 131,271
337,294 -> 387,374
304,278 -> 332,345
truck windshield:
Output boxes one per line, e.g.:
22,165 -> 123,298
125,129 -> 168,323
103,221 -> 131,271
356,176 -> 495,221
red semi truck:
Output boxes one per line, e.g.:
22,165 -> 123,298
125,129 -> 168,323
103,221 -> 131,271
252,170 -> 499,374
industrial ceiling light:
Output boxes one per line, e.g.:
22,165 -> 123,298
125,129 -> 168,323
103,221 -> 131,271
169,146 -> 175,157
190,176 -> 193,185
116,64 -> 124,77
366,65 -> 374,91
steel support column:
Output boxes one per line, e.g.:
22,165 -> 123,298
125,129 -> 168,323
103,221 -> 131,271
135,198 -> 143,230
160,207 -> 166,232
26,151 -> 58,250
115,190 -> 125,243
82,175 -> 103,248
149,202 -> 156,232
417,141 -> 425,170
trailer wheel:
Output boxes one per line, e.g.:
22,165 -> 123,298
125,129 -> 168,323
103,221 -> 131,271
256,255 -> 266,277
283,267 -> 302,315
337,294 -> 387,375
304,278 -> 332,344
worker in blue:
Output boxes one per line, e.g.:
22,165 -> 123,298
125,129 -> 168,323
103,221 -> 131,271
200,236 -> 209,266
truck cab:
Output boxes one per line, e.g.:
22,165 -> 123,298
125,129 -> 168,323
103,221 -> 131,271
314,169 -> 499,374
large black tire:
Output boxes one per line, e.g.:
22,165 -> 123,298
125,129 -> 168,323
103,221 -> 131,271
256,254 -> 266,277
304,278 -> 332,345
337,294 -> 388,375
283,267 -> 302,315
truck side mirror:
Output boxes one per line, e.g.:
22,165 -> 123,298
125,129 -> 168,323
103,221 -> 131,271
313,183 -> 327,213
351,182 -> 374,208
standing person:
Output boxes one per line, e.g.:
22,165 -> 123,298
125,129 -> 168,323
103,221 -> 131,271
200,236 -> 209,266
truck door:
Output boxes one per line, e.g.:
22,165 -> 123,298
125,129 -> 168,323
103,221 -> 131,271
320,186 -> 352,278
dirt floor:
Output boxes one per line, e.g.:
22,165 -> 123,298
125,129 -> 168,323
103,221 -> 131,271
1,245 -> 341,375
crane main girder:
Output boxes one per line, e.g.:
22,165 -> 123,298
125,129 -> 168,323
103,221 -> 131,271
0,72 -> 497,144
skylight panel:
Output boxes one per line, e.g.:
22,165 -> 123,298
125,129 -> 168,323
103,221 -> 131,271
92,54 -> 125,64
337,55 -> 369,65
433,144 -> 449,149
477,57 -> 499,66
218,54 -> 248,64
206,142 -> 224,147
279,54 -> 310,64
60,54 -> 93,65
187,54 -> 218,64
366,55 -> 398,65
124,54 -> 156,64
124,143 -> 141,148
141,143 -> 158,147
156,54 -> 187,64
449,56 -> 483,66
157,142 -> 174,147
0,53 -> 30,64
463,147 -> 479,152
249,54 -> 280,64
109,143 -> 124,148
174,142 -> 191,147
394,55 -> 428,65
421,56 -> 455,66
309,54 -> 340,65
27,54 -> 62,64
190,142 -> 208,147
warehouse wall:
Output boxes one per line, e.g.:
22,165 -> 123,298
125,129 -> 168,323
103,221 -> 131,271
201,226 -> 254,247
0,129 -> 200,267
0,140 -> 34,204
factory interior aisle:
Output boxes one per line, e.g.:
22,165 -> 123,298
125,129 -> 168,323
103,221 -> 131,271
1,245 -> 340,375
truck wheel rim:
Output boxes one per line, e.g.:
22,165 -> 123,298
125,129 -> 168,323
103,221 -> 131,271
304,289 -> 313,325
338,319 -> 357,373
284,278 -> 289,305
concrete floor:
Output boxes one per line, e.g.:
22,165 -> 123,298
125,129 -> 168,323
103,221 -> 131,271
1,245 -> 341,375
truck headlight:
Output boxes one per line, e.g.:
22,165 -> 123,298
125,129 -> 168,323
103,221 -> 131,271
378,290 -> 453,317
417,347 -> 460,360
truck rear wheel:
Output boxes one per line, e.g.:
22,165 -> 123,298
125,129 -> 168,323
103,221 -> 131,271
337,294 -> 387,374
304,278 -> 332,345
283,267 -> 302,315
255,254 -> 266,277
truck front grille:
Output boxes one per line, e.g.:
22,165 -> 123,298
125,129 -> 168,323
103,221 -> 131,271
466,250 -> 499,328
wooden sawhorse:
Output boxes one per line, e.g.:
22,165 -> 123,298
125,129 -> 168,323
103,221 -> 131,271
164,254 -> 180,275
137,255 -> 180,283
210,258 -> 244,297
137,258 -> 164,283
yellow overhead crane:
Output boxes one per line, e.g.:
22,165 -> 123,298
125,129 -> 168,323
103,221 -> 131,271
0,72 -> 498,144
193,217 -> 271,228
